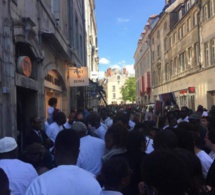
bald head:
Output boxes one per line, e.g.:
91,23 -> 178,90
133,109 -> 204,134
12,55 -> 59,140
71,122 -> 88,137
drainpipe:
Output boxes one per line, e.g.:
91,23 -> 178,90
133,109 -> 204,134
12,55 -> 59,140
196,0 -> 202,69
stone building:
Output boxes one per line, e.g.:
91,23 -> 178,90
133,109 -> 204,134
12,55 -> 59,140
104,68 -> 134,105
0,0 -> 98,147
134,0 -> 215,110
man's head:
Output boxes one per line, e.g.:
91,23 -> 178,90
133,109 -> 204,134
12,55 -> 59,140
71,121 -> 88,137
30,116 -> 42,131
180,106 -> 189,119
48,97 -> 57,107
0,137 -> 18,159
54,129 -> 80,166
53,112 -> 67,126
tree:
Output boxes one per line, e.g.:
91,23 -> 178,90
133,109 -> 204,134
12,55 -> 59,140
120,77 -> 136,103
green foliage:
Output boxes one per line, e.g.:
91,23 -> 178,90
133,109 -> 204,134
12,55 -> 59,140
120,77 -> 136,102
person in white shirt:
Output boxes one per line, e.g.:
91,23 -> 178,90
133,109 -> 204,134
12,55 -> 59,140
71,122 -> 105,175
25,129 -> 102,195
177,106 -> 189,124
46,112 -> 67,143
191,131 -> 213,178
88,112 -> 106,140
205,130 -> 215,160
0,137 -> 38,195
100,108 -> 113,128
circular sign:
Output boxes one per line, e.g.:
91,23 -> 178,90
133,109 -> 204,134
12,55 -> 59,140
17,56 -> 32,77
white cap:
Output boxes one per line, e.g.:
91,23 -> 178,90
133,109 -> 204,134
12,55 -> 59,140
202,111 -> 208,117
0,137 -> 17,153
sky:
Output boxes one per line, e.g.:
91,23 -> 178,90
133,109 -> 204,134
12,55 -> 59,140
95,0 -> 165,77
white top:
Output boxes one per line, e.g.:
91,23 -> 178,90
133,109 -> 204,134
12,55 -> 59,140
177,116 -> 189,124
95,126 -> 106,140
101,122 -> 108,131
0,159 -> 38,195
128,120 -> 135,131
104,117 -> 113,128
25,165 -> 102,195
46,122 -> 62,143
196,150 -> 213,178
77,135 -> 105,175
145,137 -> 154,154
60,121 -> 72,130
48,107 -> 54,116
209,151 -> 215,160
102,190 -> 123,195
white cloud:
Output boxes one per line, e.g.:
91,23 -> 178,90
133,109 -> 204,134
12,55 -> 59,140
98,71 -> 105,78
110,65 -> 121,69
117,17 -> 130,23
124,64 -> 135,75
99,58 -> 110,65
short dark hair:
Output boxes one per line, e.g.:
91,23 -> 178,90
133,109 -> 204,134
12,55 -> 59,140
48,97 -> 57,106
55,129 -> 80,159
105,123 -> 128,148
99,157 -> 130,188
141,150 -> 189,195
153,130 -> 178,150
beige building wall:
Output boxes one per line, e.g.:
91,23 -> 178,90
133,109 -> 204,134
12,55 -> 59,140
135,0 -> 215,110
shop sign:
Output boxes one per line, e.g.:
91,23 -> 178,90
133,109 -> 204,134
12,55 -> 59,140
17,56 -> 32,77
188,87 -> 195,93
90,71 -> 99,79
179,89 -> 187,96
69,67 -> 89,87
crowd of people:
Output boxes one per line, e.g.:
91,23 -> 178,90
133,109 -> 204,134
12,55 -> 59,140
1,97 -> 215,194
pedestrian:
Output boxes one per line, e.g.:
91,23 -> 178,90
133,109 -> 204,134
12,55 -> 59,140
25,129 -> 102,195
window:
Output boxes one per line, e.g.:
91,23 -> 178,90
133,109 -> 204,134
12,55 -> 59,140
179,52 -> 186,72
152,51 -> 155,62
173,57 -> 177,75
204,4 -> 209,21
173,32 -> 177,44
166,64 -> 170,81
170,60 -> 173,77
187,47 -> 192,69
205,42 -> 210,67
151,38 -> 154,45
117,76 -> 120,80
182,24 -> 186,37
113,93 -> 116,99
186,0 -> 191,11
193,11 -> 198,26
194,42 -> 199,65
211,39 -> 215,65
157,45 -> 161,58
170,36 -> 173,47
157,31 -> 160,39
209,0 -> 214,17
158,66 -> 161,84
164,38 -> 168,51
187,17 -> 191,32
179,10 -> 183,20
112,85 -> 115,92
178,27 -> 183,40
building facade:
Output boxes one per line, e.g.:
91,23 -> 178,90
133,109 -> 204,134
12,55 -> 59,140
104,68 -> 134,105
134,0 -> 215,110
0,0 -> 98,146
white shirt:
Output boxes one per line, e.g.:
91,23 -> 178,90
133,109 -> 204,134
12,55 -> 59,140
102,191 -> 123,195
46,122 -> 62,143
177,116 -> 189,124
145,137 -> 154,154
104,117 -> 113,128
196,150 -> 213,178
25,165 -> 102,195
77,135 -> 105,175
95,126 -> 106,140
209,151 -> 215,160
0,159 -> 38,195
101,122 -> 108,131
